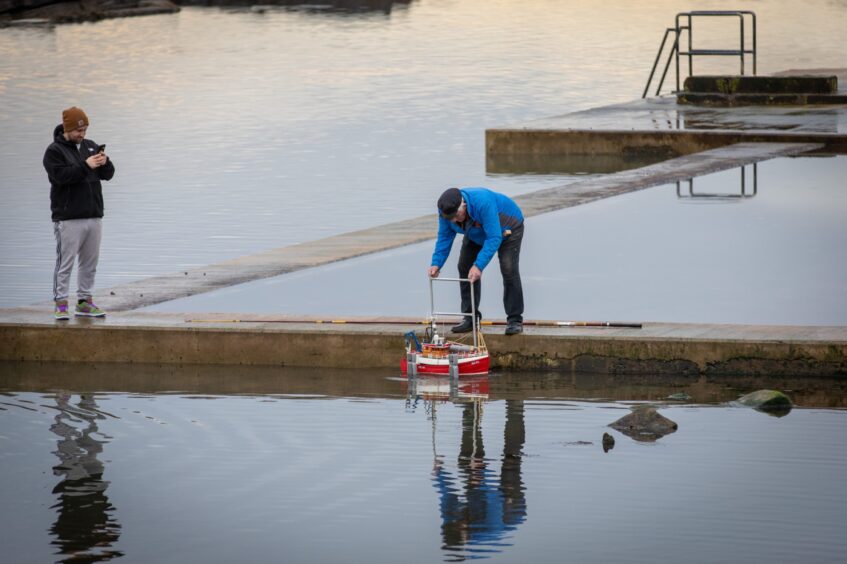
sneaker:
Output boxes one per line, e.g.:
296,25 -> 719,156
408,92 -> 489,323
55,301 -> 70,321
451,316 -> 479,333
75,300 -> 106,317
505,321 -> 523,336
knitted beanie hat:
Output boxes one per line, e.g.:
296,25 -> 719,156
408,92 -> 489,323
62,107 -> 89,132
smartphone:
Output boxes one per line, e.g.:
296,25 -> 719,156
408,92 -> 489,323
97,144 -> 106,153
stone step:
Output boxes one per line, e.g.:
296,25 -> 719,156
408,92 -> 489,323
677,92 -> 847,107
683,75 -> 838,95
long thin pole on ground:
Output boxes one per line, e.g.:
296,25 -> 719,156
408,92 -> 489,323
184,318 -> 643,329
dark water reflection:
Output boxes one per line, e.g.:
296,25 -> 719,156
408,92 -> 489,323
200,0 -> 414,14
432,400 -> 526,561
48,393 -> 123,563
2,362 -> 847,563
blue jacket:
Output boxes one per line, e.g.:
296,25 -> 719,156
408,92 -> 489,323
431,188 -> 523,271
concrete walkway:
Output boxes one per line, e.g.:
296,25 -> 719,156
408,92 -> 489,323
1,308 -> 845,376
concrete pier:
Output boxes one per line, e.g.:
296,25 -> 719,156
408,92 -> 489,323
1,309 -> 845,376
2,76 -> 846,377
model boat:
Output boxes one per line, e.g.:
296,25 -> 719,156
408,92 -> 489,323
401,276 -> 489,377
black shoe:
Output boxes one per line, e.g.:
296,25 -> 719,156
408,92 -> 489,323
505,321 -> 523,336
451,317 -> 477,333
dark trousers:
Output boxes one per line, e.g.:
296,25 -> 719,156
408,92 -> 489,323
457,224 -> 524,323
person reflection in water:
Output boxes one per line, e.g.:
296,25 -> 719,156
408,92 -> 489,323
50,391 -> 123,562
432,399 -> 527,559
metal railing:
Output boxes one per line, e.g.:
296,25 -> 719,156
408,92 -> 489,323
643,11 -> 756,98
675,163 -> 758,200
429,276 -> 480,350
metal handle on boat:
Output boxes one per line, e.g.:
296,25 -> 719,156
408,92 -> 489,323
429,276 -> 479,350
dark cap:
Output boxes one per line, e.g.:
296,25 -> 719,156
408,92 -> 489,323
437,188 -> 463,219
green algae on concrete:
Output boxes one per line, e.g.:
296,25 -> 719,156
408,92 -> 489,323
684,75 -> 837,95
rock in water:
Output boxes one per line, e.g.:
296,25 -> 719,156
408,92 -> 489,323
609,405 -> 678,442
736,389 -> 793,413
602,432 -> 615,452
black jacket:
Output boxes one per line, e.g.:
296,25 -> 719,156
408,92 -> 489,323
43,124 -> 116,222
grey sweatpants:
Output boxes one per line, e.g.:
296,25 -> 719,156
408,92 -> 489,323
53,218 -> 102,303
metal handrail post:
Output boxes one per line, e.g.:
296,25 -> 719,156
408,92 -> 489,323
752,12 -> 756,74
657,32 -> 679,96
688,13 -> 694,86
739,14 -> 745,75
674,13 -> 682,92
643,27 -> 674,98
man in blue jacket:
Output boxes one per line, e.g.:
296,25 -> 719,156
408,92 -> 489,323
428,187 -> 525,335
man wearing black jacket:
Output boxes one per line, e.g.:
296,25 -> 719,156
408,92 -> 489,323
43,107 -> 115,320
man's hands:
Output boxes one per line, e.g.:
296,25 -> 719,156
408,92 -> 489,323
427,265 -> 482,282
85,153 -> 107,169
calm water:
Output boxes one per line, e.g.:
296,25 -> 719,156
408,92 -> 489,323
1,362 -> 847,563
149,155 -> 847,325
2,1 -> 847,307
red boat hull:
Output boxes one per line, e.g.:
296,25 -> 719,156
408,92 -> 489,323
400,354 -> 490,376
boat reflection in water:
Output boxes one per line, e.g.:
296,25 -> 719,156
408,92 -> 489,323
406,376 -> 527,561
49,392 -> 122,563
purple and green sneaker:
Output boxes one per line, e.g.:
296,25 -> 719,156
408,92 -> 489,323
75,300 -> 106,317
55,301 -> 70,321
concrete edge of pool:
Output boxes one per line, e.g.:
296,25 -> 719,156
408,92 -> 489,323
1,310 -> 845,376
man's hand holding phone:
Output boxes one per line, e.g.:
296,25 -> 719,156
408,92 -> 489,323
86,145 -> 108,169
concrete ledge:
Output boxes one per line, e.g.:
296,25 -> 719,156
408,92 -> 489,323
486,128 -> 847,164
487,84 -> 847,171
683,75 -> 838,95
678,92 -> 847,106
2,312 -> 845,376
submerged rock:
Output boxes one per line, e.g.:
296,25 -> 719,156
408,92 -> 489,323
736,389 -> 793,416
609,405 -> 678,442
602,432 -> 615,452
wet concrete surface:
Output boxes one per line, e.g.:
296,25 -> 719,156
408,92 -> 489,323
486,69 -> 847,173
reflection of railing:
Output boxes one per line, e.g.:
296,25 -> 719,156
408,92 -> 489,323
643,11 -> 757,97
676,163 -> 757,200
